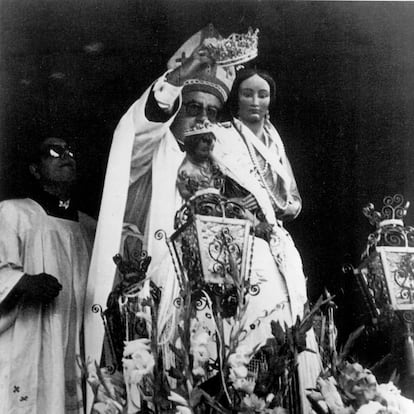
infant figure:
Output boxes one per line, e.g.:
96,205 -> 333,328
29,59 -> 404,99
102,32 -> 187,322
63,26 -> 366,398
177,129 -> 225,200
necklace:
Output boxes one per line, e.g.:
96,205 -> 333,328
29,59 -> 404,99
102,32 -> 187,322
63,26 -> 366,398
232,119 -> 288,212
255,131 -> 270,176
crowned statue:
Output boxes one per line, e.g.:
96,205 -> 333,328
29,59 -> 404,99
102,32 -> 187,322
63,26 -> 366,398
83,23 -> 322,414
176,124 -> 225,200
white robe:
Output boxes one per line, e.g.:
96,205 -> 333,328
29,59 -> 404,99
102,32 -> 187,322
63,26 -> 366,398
0,198 -> 95,414
84,77 -> 320,413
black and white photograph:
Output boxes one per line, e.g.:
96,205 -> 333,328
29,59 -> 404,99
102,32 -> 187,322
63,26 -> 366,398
1,1 -> 414,413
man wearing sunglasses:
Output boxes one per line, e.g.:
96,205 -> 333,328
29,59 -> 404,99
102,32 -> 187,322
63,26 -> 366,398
0,137 -> 95,413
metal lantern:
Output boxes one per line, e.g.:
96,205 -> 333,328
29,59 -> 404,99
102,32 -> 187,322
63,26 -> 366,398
352,194 -> 414,378
157,191 -> 254,290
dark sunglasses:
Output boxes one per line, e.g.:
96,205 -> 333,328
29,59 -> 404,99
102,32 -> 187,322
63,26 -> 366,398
41,144 -> 75,159
182,101 -> 219,122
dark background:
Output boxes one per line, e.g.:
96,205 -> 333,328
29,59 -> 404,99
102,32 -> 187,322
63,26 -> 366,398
1,0 -> 414,318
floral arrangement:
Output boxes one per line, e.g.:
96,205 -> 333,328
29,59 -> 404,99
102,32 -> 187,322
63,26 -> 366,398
307,296 -> 414,414
308,361 -> 414,414
81,236 -> 414,414
82,240 -> 324,414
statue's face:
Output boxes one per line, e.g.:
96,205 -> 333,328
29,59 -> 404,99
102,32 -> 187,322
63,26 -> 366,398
185,132 -> 216,163
171,90 -> 222,142
238,74 -> 271,124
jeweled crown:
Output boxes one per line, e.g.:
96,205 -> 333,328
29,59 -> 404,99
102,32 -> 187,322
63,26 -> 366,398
363,194 -> 410,228
203,27 -> 259,67
183,121 -> 232,139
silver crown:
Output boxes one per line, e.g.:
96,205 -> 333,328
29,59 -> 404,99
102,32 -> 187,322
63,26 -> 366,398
183,121 -> 232,139
203,27 -> 259,67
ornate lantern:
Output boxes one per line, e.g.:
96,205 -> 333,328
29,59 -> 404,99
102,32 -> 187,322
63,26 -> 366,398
350,194 -> 414,378
156,190 -> 255,313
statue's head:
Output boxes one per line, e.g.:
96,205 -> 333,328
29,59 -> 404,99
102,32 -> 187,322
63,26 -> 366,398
183,130 -> 216,164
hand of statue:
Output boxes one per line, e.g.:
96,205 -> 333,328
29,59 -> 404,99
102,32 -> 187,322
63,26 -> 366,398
276,196 -> 302,222
254,222 -> 274,242
166,44 -> 215,87
240,194 -> 259,212
15,273 -> 62,304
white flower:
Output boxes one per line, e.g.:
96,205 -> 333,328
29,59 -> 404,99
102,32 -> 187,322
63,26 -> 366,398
189,327 -> 211,378
123,338 -> 154,385
228,345 -> 251,367
229,364 -> 248,379
190,331 -> 210,364
123,338 -> 151,358
192,365 -> 206,377
227,345 -> 254,392
227,344 -> 251,377
229,363 -> 252,392
242,394 -> 266,411
355,401 -> 387,414
376,382 -> 414,414
230,377 -> 255,393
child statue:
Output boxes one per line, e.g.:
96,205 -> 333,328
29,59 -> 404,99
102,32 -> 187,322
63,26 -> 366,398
176,126 -> 225,200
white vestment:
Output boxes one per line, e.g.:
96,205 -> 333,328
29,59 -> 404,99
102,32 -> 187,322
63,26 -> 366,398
0,199 -> 95,414
84,75 -> 320,413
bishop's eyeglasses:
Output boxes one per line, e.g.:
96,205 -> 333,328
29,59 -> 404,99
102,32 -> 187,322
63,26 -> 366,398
182,101 -> 220,122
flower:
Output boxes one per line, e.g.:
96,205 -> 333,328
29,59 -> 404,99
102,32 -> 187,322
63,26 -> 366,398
355,401 -> 387,414
123,338 -> 152,358
191,365 -> 206,377
376,382 -> 414,414
190,330 -> 210,364
337,362 -> 377,405
231,377 -> 256,394
123,338 -> 155,384
241,393 -> 288,413
227,344 -> 255,393
242,394 -> 266,411
230,364 -> 248,379
228,344 -> 251,367
190,328 -> 211,377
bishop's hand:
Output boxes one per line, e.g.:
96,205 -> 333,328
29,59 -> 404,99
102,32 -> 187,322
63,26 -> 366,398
166,44 -> 216,87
